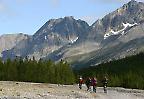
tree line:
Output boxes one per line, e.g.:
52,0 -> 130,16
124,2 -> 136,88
0,57 -> 75,84
1,52 -> 144,89
77,52 -> 144,89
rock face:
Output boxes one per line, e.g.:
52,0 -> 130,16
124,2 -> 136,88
89,0 -> 144,41
2,16 -> 89,60
70,0 -> 144,68
0,34 -> 29,57
29,16 -> 89,60
1,0 -> 144,68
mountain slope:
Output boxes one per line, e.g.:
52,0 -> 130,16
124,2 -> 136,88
2,16 -> 90,60
50,0 -> 144,66
89,0 -> 144,41
68,22 -> 144,68
0,33 -> 29,57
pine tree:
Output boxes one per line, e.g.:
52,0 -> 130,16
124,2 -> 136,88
0,58 -> 4,80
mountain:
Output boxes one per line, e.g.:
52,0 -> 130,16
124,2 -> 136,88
1,0 -> 144,68
51,0 -> 144,68
0,33 -> 29,57
90,0 -> 144,41
67,0 -> 144,68
2,16 -> 90,60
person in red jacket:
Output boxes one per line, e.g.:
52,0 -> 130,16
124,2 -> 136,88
79,76 -> 83,89
91,77 -> 97,93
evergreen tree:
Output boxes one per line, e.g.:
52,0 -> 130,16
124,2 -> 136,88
0,57 -> 76,84
78,52 -> 144,89
0,58 -> 4,80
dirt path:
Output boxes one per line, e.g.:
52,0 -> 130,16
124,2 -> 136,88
0,81 -> 144,99
96,87 -> 144,99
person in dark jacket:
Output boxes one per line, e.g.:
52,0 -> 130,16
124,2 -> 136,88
85,77 -> 91,91
102,76 -> 108,93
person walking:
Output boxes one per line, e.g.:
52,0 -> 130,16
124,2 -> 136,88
78,76 -> 83,89
102,76 -> 108,93
91,77 -> 97,93
85,77 -> 91,91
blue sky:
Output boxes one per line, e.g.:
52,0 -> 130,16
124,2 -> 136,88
0,0 -> 143,35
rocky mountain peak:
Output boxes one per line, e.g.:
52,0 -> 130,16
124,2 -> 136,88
90,0 -> 144,41
64,16 -> 74,20
46,16 -> 75,26
34,16 -> 89,42
123,0 -> 144,11
128,0 -> 138,6
5,16 -> 90,60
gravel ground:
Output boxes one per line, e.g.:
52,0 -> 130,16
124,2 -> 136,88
0,81 -> 144,99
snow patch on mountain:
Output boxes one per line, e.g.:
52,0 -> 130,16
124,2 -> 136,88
69,37 -> 79,44
104,23 -> 138,39
123,23 -> 138,28
45,36 -> 47,40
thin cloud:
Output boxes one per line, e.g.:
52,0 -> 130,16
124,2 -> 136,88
15,0 -> 31,4
88,0 -> 144,4
0,1 -> 7,13
0,1 -> 16,17
87,0 -> 129,4
49,0 -> 60,7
